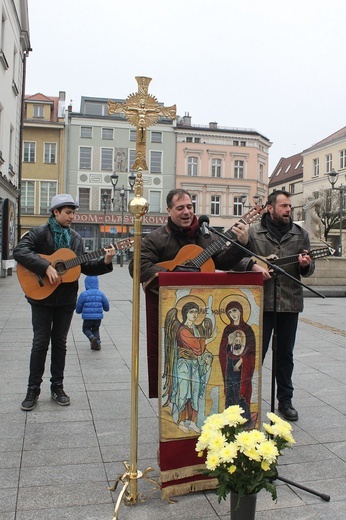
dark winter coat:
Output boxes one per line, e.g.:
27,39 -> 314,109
129,224 -> 248,283
76,276 -> 110,320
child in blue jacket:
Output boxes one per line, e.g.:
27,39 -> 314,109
76,276 -> 110,350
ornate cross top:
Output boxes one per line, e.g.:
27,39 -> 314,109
108,76 -> 176,171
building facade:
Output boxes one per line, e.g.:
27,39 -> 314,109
20,92 -> 66,235
66,96 -> 176,251
0,0 -> 30,276
175,114 -> 271,231
269,152 -> 304,222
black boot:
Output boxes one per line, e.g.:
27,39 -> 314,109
21,387 -> 40,411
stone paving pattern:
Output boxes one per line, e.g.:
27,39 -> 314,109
1,266 -> 346,519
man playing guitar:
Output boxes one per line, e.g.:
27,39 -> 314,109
129,188 -> 252,283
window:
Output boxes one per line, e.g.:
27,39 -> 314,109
194,137 -> 201,143
33,105 -> 44,118
234,160 -> 244,179
21,181 -> 35,214
289,183 -> 296,194
151,131 -> 162,143
150,151 -> 162,173
313,158 -> 319,177
78,188 -> 90,210
326,154 -> 332,173
79,146 -> 92,169
233,196 -> 243,217
129,149 -> 136,171
40,182 -> 57,214
44,143 -> 56,164
100,189 -> 112,210
186,136 -> 193,143
233,140 -> 239,146
240,141 -> 246,147
259,163 -> 264,183
102,127 -> 113,140
295,160 -> 301,169
211,196 -> 220,215
129,129 -> 136,142
211,158 -> 221,177
81,126 -> 92,138
191,194 -> 197,213
149,191 -> 161,212
23,141 -> 35,163
188,156 -> 198,176
340,149 -> 346,170
285,164 -> 291,173
101,148 -> 113,170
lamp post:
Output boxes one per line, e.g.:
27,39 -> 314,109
327,169 -> 345,256
110,171 -> 136,266
102,193 -> 108,248
240,193 -> 262,212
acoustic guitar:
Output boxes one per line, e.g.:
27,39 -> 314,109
17,238 -> 134,300
254,246 -> 335,271
158,205 -> 265,273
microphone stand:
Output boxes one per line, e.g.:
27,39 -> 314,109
209,226 -> 330,501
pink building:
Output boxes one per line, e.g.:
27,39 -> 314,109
175,114 -> 271,231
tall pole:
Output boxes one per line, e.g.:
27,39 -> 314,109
120,187 -> 125,267
339,186 -> 343,257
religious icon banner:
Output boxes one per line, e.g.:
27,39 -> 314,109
156,272 -> 263,500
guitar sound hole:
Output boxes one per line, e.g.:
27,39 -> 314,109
54,261 -> 66,275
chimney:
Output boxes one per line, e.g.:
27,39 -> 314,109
58,91 -> 66,117
183,112 -> 192,126
209,122 -> 218,130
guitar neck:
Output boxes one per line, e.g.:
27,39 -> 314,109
270,248 -> 333,268
186,217 -> 250,269
64,247 -> 107,271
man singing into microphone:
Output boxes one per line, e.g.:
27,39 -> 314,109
129,188 -> 250,283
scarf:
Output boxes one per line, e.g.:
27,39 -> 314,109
261,212 -> 293,242
167,215 -> 199,239
48,215 -> 71,251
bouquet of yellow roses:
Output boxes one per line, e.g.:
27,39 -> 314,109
195,405 -> 295,503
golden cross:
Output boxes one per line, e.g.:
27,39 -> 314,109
108,76 -> 176,171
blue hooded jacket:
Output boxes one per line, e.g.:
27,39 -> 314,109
76,276 -> 110,320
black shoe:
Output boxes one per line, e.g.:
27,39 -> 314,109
278,402 -> 298,421
90,337 -> 100,350
21,388 -> 40,411
51,386 -> 70,406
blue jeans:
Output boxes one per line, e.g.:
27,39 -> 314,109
28,303 -> 74,389
82,319 -> 101,342
262,312 -> 299,404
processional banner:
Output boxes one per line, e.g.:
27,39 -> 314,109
156,272 -> 263,500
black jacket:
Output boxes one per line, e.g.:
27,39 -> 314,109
14,223 -> 112,306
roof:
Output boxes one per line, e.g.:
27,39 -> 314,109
24,93 -> 60,122
269,152 -> 303,187
303,126 -> 346,154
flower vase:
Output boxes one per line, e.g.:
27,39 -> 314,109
230,492 -> 257,520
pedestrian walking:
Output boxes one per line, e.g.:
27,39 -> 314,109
76,275 -> 110,350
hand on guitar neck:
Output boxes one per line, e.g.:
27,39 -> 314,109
251,246 -> 333,281
44,244 -> 116,285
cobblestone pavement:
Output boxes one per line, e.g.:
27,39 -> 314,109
1,267 -> 346,520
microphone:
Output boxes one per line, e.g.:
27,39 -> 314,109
198,215 -> 210,238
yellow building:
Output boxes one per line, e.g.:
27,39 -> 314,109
20,92 -> 66,235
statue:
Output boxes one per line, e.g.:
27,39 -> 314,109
303,196 -> 323,240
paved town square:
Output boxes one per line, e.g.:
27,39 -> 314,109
1,266 -> 346,520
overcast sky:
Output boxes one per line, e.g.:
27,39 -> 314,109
25,0 -> 346,173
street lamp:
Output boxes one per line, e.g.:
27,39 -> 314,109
110,171 -> 136,267
102,193 -> 108,248
326,169 -> 345,256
